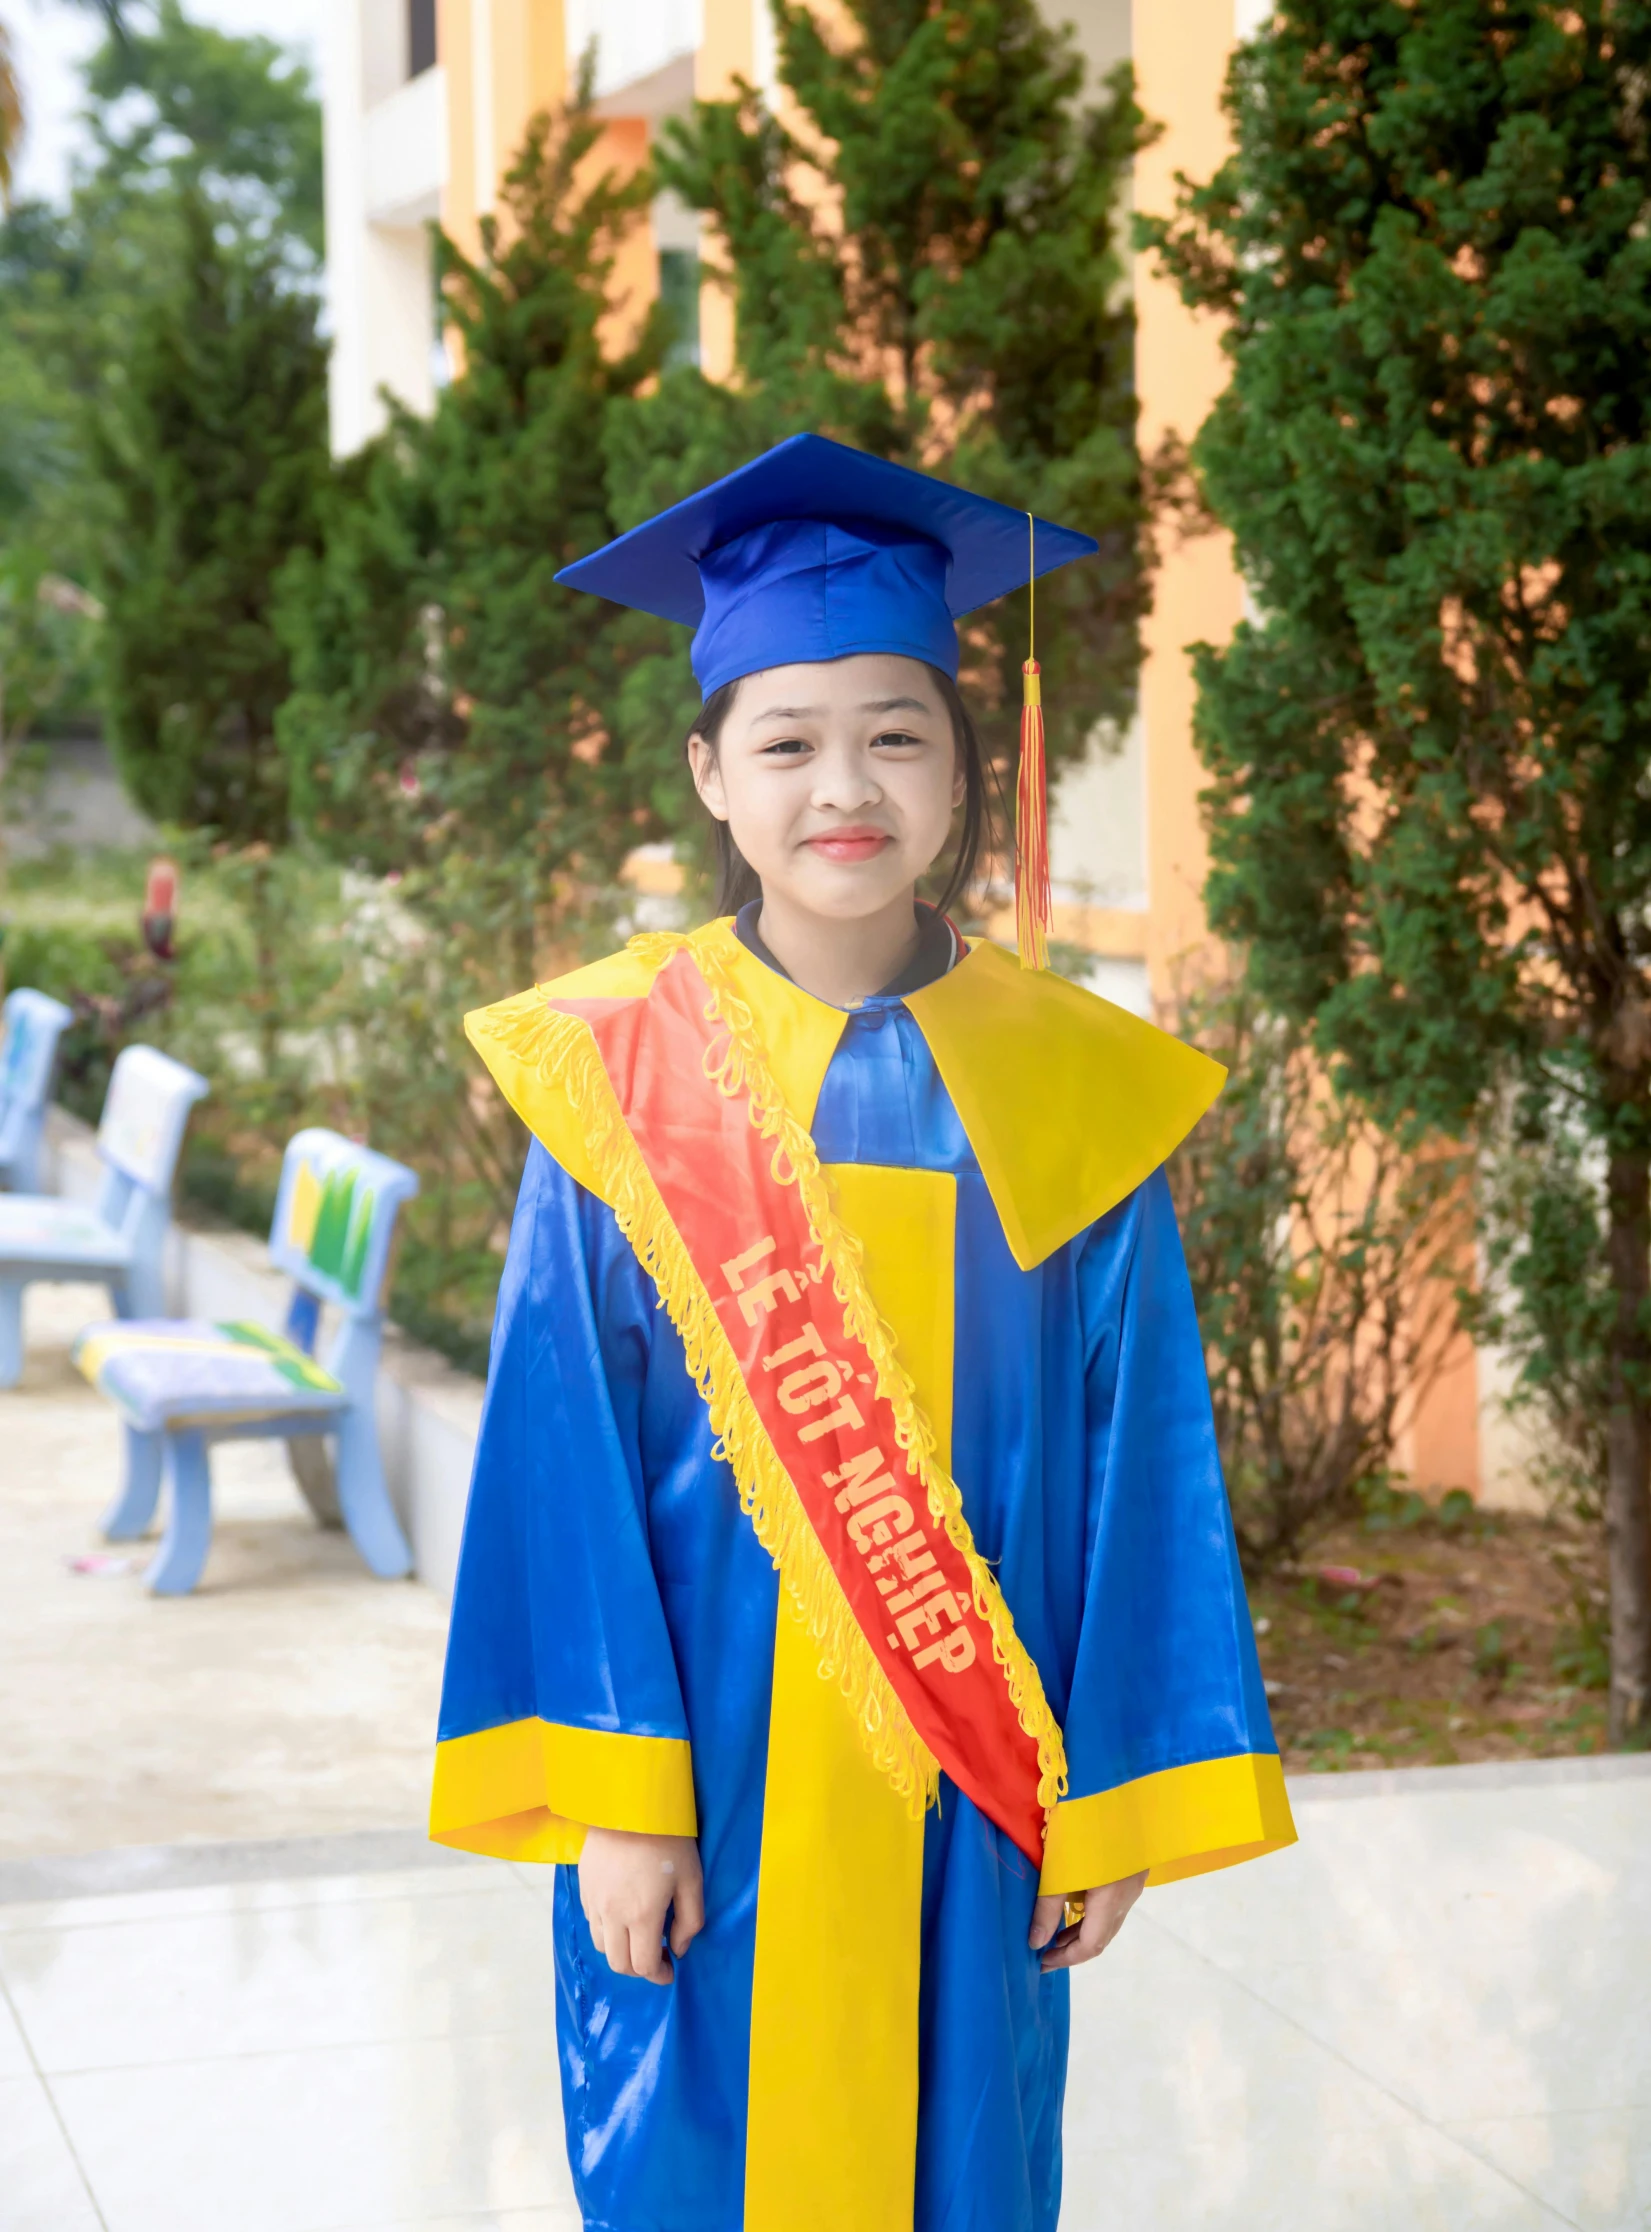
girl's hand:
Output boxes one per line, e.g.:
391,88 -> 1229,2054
577,1828 -> 705,1985
1028,1870 -> 1147,1973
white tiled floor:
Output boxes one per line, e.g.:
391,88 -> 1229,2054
0,1283 -> 450,1861
1,1758 -> 1646,2232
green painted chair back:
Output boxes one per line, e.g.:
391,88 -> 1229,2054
268,1129 -> 418,1318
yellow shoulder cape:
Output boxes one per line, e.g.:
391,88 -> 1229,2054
465,918 -> 1224,1270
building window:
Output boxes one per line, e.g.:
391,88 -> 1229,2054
658,249 -> 701,370
408,0 -> 437,77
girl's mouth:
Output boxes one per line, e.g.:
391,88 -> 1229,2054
805,827 -> 892,863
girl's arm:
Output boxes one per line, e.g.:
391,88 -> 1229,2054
1032,1169 -> 1289,1912
431,1145 -> 701,1891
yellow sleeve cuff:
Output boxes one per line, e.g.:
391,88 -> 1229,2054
428,1717 -> 697,1864
1039,1751 -> 1296,1895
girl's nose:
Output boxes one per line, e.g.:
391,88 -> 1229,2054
810,743 -> 881,810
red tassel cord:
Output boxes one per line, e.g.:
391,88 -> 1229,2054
1015,658 -> 1051,971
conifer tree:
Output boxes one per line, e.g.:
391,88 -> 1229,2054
1144,0 -> 1651,1741
275,86 -> 674,987
274,87 -> 677,1275
0,2 -> 324,747
608,0 -> 1146,811
83,0 -> 323,259
94,187 -> 326,843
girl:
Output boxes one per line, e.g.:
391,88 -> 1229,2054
431,436 -> 1292,2232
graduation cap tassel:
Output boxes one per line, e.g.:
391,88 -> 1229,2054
1015,662 -> 1051,970
1015,518 -> 1052,971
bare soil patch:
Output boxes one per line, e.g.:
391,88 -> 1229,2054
1250,1493 -> 1610,1774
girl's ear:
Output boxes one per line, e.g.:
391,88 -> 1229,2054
688,733 -> 730,822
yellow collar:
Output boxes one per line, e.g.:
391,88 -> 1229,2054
467,919 -> 1224,1270
905,938 -> 1224,1266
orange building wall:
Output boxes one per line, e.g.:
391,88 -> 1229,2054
1403,1314 -> 1483,1496
437,0 -> 479,257
442,0 -> 567,251
697,0 -> 757,104
493,0 -> 568,194
1131,0 -> 1242,1003
594,116 -> 658,357
436,0 -> 653,356
695,0 -> 757,384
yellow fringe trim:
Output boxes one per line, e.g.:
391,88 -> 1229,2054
471,925 -> 1068,1826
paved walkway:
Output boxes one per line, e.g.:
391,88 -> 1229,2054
0,1283 -> 448,1857
2,1757 -> 1646,2232
5,1281 -> 1649,2229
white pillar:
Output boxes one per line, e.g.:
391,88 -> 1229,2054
322,0 -> 373,457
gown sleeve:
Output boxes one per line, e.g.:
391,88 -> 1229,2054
428,1142 -> 697,1863
1038,1167 -> 1297,1895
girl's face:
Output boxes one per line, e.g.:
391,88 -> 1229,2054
688,653 -> 964,922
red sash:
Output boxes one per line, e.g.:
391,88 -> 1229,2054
548,945 -> 1054,1864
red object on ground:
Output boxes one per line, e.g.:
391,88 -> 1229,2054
141,857 -> 179,961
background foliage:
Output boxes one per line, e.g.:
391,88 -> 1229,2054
0,0 -> 323,757
272,82 -> 684,1299
94,186 -> 326,844
1169,973 -> 1467,1570
606,0 -> 1149,882
4,0 -> 1592,1630
277,82 -> 678,983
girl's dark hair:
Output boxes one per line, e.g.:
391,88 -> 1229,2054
686,664 -> 995,919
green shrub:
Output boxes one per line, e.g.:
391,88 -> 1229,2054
1169,973 -> 1469,1572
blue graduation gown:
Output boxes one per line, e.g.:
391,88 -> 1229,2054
432,933 -> 1291,2232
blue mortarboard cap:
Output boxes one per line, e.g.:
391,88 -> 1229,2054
555,433 -> 1099,697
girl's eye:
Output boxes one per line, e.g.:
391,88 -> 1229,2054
759,736 -> 811,757
872,730 -> 923,750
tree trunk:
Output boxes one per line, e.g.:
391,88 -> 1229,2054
1603,1136 -> 1651,1745
249,850 -> 280,1079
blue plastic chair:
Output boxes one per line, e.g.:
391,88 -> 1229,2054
0,989 -> 75,1192
75,1127 -> 419,1595
0,1043 -> 208,1389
